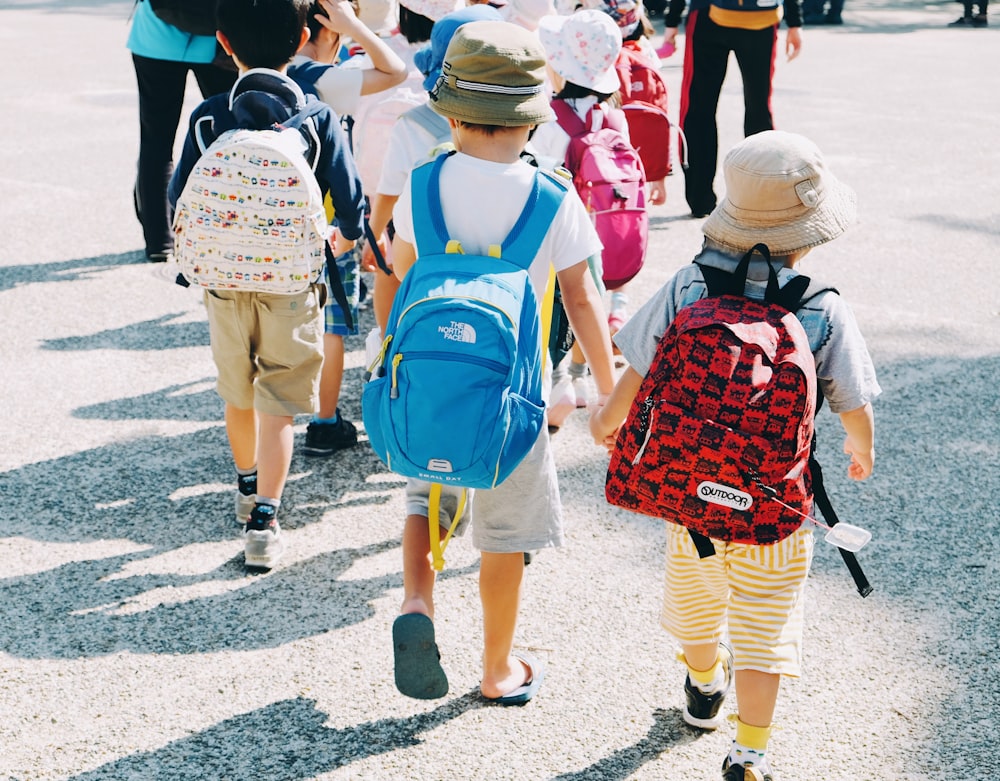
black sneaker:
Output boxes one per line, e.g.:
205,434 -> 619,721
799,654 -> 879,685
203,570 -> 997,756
948,15 -> 973,25
302,412 -> 358,456
722,757 -> 774,781
972,13 -> 988,25
683,640 -> 734,730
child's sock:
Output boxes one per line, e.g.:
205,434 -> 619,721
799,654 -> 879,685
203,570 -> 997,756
255,496 -> 281,511
567,361 -> 587,380
313,411 -> 340,425
686,644 -> 730,692
729,719 -> 772,769
610,290 -> 629,316
236,467 -> 257,497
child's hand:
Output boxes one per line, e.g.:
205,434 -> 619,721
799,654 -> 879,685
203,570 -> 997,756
843,437 -> 874,481
648,179 -> 667,206
361,233 -> 389,272
316,0 -> 361,35
588,402 -> 619,453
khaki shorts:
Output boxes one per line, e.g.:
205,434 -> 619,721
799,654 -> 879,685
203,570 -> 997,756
660,523 -> 815,677
204,284 -> 325,416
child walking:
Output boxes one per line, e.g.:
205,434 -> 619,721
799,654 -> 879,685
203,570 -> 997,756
387,20 -> 617,702
533,9 -> 640,428
288,0 -> 408,457
590,131 -> 880,780
168,0 -> 366,569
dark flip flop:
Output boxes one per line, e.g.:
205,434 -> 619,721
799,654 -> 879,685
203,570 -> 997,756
392,614 -> 449,700
484,651 -> 545,706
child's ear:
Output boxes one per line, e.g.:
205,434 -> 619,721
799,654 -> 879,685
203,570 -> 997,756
216,30 -> 235,56
296,26 -> 311,53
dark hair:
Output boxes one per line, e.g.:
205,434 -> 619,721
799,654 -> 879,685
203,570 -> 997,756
455,120 -> 506,135
555,82 -> 619,105
307,1 -> 327,41
399,4 -> 434,43
217,0 -> 313,70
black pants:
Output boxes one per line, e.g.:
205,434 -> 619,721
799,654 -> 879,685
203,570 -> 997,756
678,10 -> 778,215
132,53 -> 236,258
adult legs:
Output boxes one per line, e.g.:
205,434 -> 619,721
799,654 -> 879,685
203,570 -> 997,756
679,11 -> 731,216
132,54 -> 191,259
734,25 -> 778,138
191,60 -> 238,101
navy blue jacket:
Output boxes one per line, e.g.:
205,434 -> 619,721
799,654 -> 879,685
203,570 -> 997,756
168,68 -> 365,241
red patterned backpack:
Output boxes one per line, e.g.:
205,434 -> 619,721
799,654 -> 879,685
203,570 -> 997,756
606,244 -> 823,546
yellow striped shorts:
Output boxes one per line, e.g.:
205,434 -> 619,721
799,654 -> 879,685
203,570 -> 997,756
660,522 -> 815,677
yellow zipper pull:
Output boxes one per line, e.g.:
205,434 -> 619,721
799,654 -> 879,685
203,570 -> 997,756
390,353 -> 404,398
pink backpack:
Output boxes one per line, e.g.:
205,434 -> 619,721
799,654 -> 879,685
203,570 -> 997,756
553,100 -> 648,290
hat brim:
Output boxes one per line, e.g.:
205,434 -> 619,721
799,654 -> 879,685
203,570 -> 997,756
702,177 -> 858,255
430,82 -> 555,126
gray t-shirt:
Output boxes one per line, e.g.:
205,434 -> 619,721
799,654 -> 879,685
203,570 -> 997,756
614,248 -> 882,414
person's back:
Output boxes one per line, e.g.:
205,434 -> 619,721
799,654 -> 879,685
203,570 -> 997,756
591,131 -> 879,781
381,20 -> 617,704
167,0 -> 365,571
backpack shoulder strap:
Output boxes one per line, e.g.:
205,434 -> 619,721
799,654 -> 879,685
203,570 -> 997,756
552,99 -> 587,138
501,170 -> 569,270
409,151 -> 454,257
406,102 -> 451,144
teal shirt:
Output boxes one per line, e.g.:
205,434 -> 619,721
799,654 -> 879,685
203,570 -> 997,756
126,0 -> 218,63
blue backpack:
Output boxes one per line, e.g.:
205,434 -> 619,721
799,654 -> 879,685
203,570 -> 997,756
362,152 -> 568,492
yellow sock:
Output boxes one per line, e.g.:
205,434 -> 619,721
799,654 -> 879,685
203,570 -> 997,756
735,718 -> 772,751
683,643 -> 731,687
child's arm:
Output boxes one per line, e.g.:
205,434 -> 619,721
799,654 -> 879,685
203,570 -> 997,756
838,402 -> 875,481
317,0 -> 406,95
589,366 -> 643,451
557,259 -> 616,399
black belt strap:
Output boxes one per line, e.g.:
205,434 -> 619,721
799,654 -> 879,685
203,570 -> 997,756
809,455 -> 873,598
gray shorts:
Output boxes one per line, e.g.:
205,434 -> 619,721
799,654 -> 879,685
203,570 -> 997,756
404,428 -> 564,553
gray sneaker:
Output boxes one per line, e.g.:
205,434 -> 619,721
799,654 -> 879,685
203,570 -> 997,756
243,505 -> 285,570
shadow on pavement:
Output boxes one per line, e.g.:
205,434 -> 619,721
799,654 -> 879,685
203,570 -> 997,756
66,693 -> 486,780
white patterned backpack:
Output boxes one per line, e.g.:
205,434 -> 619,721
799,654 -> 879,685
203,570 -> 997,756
172,102 -> 330,295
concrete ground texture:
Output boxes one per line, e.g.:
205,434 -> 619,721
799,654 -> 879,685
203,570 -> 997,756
1,0 -> 997,779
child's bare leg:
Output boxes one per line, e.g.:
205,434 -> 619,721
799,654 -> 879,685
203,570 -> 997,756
225,404 -> 258,471
401,513 -> 437,619
479,550 -> 527,698
734,669 -> 780,727
317,333 -> 345,420
256,412 -> 294,499
683,641 -> 722,673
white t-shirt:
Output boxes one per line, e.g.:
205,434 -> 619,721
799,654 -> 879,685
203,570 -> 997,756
376,108 -> 449,197
392,151 -> 603,298
289,54 -> 364,117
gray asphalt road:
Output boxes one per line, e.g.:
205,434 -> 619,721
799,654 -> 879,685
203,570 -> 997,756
1,1 -> 998,779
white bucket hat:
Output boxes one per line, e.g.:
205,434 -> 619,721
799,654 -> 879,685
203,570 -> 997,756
537,9 -> 622,94
702,130 -> 858,256
400,0 -> 463,22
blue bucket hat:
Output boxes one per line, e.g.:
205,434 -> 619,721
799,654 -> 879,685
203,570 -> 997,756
414,4 -> 503,92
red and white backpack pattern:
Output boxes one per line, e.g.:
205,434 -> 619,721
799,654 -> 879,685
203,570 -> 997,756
606,246 -> 820,545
